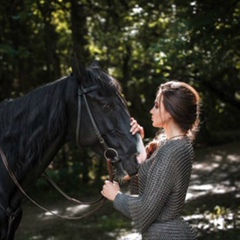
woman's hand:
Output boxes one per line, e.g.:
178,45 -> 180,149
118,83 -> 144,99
130,117 -> 145,139
101,180 -> 120,201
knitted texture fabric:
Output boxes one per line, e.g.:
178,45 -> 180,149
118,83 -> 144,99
129,175 -> 139,195
113,138 -> 197,240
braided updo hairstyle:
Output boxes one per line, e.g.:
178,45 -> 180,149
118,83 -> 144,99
146,80 -> 201,158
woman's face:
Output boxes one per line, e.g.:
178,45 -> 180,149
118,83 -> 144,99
150,93 -> 170,128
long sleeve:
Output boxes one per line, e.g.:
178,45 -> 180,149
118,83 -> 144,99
114,148 -> 175,233
129,175 -> 139,195
113,192 -> 135,218
128,150 -> 175,233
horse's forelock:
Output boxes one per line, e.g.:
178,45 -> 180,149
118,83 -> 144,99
86,67 -> 122,95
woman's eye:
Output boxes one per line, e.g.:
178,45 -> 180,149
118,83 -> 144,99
154,103 -> 159,109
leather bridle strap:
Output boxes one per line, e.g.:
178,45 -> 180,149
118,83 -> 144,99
42,156 -> 115,207
79,86 -> 109,150
43,172 -> 104,205
76,85 -> 108,150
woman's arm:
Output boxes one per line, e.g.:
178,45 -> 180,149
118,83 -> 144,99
114,149 -> 175,233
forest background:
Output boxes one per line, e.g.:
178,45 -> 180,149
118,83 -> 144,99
1,0 -> 239,185
0,0 -> 240,239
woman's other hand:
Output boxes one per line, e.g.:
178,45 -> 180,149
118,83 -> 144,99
130,117 -> 145,139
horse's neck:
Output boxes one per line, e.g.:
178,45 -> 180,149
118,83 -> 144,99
22,132 -> 66,188
1,78 -> 72,191
2,78 -> 72,209
7,132 -> 66,211
14,79 -> 70,183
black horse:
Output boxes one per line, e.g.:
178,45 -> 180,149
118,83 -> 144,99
0,59 -> 146,240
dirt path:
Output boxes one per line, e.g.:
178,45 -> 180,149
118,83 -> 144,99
15,141 -> 240,240
189,141 -> 240,200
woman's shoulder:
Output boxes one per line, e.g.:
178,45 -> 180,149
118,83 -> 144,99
161,137 -> 192,150
143,138 -> 193,165
157,138 -> 194,161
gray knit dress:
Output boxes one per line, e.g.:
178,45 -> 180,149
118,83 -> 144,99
113,138 -> 197,240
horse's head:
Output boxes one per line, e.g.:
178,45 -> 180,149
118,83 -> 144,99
70,57 -> 146,180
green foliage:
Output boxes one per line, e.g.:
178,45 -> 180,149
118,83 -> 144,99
1,0 -> 240,225
1,0 -> 239,142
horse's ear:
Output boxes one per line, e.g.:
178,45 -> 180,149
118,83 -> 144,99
71,53 -> 87,82
90,60 -> 101,69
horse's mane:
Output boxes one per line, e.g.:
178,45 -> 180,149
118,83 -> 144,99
0,76 -> 69,177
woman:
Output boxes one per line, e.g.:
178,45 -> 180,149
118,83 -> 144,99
101,81 -> 200,239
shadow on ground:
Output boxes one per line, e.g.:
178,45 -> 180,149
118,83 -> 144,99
15,141 -> 240,240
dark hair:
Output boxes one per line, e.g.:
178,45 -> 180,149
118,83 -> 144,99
145,81 -> 201,158
159,81 -> 201,140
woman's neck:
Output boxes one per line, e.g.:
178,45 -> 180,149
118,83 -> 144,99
164,123 -> 185,140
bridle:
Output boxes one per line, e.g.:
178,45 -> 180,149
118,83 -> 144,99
76,81 -> 121,165
75,82 -> 121,181
0,78 -> 124,234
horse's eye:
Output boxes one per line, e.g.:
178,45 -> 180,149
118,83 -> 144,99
103,103 -> 112,111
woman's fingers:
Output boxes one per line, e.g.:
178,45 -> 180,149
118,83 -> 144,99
130,118 -> 145,138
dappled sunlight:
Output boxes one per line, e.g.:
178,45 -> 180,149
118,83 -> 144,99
103,229 -> 142,240
187,144 -> 240,201
66,204 -> 90,215
183,142 -> 240,239
117,231 -> 141,240
193,162 -> 220,171
36,204 -> 91,220
184,201 -> 240,236
42,210 -> 60,218
187,183 -> 238,201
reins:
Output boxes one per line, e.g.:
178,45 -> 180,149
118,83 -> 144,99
0,146 -> 114,220
42,155 -> 115,207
